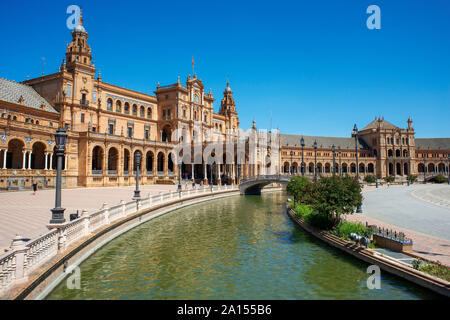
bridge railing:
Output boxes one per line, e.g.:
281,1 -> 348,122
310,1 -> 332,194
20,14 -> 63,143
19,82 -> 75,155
0,184 -> 238,296
239,174 -> 296,184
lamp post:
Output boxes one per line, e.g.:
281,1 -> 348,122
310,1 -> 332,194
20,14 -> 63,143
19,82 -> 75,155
332,144 -> 336,176
338,147 -> 342,177
447,155 -> 450,185
301,137 -> 305,176
290,150 -> 294,175
50,127 -> 67,224
352,124 -> 359,181
423,153 -> 427,184
314,140 -> 318,180
178,161 -> 182,192
133,152 -> 141,200
352,124 -> 362,213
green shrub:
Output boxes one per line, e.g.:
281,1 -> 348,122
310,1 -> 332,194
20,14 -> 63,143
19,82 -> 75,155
331,221 -> 371,240
363,175 -> 376,183
408,175 -> 418,184
383,176 -> 395,183
305,211 -> 335,230
294,204 -> 313,219
286,176 -> 311,205
432,174 -> 447,184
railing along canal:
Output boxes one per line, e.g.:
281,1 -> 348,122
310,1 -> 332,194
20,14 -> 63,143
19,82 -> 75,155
0,184 -> 238,296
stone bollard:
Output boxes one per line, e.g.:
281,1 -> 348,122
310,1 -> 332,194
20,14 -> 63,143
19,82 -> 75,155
102,202 -> 110,225
120,200 -> 126,218
9,235 -> 29,283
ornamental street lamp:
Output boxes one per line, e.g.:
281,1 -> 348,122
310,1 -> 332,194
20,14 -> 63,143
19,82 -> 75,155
314,140 -> 318,180
50,127 -> 67,224
301,137 -> 305,176
423,153 -> 427,184
332,144 -> 336,176
352,124 -> 360,181
290,150 -> 294,175
133,152 -> 141,200
447,155 -> 450,185
352,124 -> 362,213
338,147 -> 342,177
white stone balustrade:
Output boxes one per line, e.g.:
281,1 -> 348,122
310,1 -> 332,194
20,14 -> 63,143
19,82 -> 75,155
0,185 -> 238,296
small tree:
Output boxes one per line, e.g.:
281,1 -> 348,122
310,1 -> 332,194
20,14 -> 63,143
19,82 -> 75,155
306,176 -> 362,228
286,176 -> 311,205
432,174 -> 447,184
364,175 -> 376,183
384,176 -> 395,183
408,175 -> 418,184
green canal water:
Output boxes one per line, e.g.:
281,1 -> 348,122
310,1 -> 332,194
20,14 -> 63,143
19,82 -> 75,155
46,192 -> 438,299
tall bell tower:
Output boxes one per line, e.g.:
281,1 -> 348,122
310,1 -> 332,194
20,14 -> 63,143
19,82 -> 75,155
219,80 -> 239,132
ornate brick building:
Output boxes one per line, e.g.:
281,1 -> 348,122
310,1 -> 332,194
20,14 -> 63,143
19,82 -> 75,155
0,12 -> 448,190
280,117 -> 450,181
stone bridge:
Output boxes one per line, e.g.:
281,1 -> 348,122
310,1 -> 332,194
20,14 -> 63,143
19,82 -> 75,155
239,174 -> 294,195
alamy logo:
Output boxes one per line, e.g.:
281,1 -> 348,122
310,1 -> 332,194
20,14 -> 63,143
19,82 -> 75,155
366,265 -> 381,289
66,265 -> 81,290
66,5 -> 81,30
366,5 -> 381,30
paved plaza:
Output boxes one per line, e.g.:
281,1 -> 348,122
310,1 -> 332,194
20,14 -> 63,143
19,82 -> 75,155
347,184 -> 450,265
0,183 -> 183,252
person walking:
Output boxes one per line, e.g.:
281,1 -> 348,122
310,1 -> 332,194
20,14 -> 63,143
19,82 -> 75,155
32,179 -> 38,195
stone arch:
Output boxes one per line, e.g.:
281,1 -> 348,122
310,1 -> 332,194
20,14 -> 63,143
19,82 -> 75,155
388,149 -> 393,157
107,98 -> 113,111
396,162 -> 402,175
350,163 -> 356,173
157,152 -> 165,174
388,163 -> 394,176
325,162 -> 331,173
31,141 -> 46,169
6,138 -> 25,169
404,163 -> 409,176
368,163 -> 375,173
342,163 -> 348,173
123,148 -> 131,173
107,147 -> 119,171
317,162 -> 323,174
438,163 -> 445,174
168,151 -> 174,173
115,100 -> 122,113
283,161 -> 290,173
132,104 -> 138,116
292,161 -> 299,174
417,163 -> 424,173
146,151 -> 154,173
395,149 -> 401,157
92,146 -> 104,171
140,105 -> 145,118
147,107 -> 152,119
359,163 -> 365,174
308,162 -> 314,173
428,163 -> 435,173
403,149 -> 408,157
124,102 -> 130,114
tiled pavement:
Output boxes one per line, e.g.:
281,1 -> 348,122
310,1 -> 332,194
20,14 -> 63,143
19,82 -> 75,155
0,183 -> 182,252
345,184 -> 450,265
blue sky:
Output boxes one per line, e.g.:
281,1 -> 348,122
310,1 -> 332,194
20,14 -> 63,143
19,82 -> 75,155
0,0 -> 449,137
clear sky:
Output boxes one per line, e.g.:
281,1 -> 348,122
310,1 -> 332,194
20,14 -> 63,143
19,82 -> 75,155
0,0 -> 449,137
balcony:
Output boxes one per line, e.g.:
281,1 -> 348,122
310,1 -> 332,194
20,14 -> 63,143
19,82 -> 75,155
108,170 -> 117,175
92,170 -> 103,175
80,100 -> 89,106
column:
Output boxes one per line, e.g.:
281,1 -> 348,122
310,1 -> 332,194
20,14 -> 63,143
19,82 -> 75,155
28,151 -> 32,169
22,151 -> 26,169
49,153 -> 53,170
44,152 -> 48,170
203,163 -> 208,183
191,164 -> 194,181
217,163 -> 221,184
65,155 -> 68,170
2,149 -> 7,169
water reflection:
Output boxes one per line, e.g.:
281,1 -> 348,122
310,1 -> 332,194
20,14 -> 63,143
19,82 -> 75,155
47,193 -> 438,300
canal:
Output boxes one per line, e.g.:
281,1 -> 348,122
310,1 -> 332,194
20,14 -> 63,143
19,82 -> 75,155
46,192 -> 438,299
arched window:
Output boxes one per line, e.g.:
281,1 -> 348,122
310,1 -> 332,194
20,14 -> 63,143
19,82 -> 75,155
132,104 -> 137,116
116,100 -> 122,113
107,98 -> 113,111
140,106 -> 145,117
124,102 -> 130,114
147,107 -> 152,119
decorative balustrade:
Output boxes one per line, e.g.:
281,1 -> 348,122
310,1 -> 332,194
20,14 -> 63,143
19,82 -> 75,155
0,184 -> 238,296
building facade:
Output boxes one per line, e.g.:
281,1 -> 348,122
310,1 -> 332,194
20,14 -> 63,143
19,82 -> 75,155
0,12 -> 449,190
